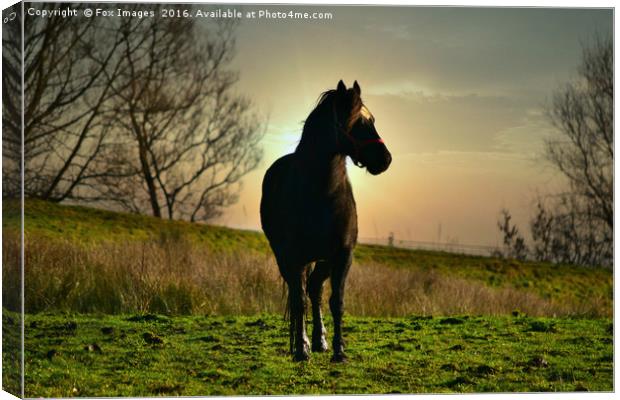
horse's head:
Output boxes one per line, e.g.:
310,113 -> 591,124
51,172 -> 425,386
333,80 -> 392,175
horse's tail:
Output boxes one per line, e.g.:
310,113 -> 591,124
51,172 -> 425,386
281,265 -> 311,320
280,278 -> 296,354
282,277 -> 289,321
304,264 -> 313,297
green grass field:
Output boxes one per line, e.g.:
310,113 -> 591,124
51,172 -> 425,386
2,200 -> 614,396
11,310 -> 613,396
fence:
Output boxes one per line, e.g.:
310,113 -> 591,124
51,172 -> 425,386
358,237 -> 499,257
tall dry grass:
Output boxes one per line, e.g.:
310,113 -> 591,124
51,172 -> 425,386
345,263 -> 600,317
2,232 -> 607,317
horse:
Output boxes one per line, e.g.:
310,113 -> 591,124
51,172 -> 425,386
260,80 -> 391,362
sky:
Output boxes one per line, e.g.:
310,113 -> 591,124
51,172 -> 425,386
207,6 -> 612,246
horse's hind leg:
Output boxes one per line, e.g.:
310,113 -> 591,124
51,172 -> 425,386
329,250 -> 353,362
308,261 -> 331,352
288,265 -> 310,361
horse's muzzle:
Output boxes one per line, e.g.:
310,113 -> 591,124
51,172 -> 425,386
366,148 -> 392,175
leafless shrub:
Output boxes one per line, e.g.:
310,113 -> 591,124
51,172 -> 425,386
530,195 -> 612,267
496,209 -> 528,261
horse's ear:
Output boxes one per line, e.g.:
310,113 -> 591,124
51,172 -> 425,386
353,80 -> 361,96
337,80 -> 347,93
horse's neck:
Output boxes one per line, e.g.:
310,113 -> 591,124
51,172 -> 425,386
324,155 -> 348,194
296,109 -> 348,194
299,152 -> 348,195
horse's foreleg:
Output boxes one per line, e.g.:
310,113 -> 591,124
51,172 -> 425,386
329,251 -> 352,362
289,268 -> 310,361
308,261 -> 331,352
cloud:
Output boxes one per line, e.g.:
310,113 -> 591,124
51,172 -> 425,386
221,7 -> 611,244
365,23 -> 413,41
363,89 -> 537,156
365,81 -> 442,98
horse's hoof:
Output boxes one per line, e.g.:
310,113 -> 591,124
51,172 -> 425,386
331,353 -> 348,363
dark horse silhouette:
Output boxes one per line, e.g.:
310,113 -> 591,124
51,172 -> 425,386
260,80 -> 392,362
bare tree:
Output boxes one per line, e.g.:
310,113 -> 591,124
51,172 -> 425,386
2,4 -> 22,198
498,36 -> 613,268
546,35 -> 612,229
5,4 -> 263,221
2,4 -> 127,201
88,11 -> 263,220
538,35 -> 613,267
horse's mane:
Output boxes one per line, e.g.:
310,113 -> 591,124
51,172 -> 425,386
296,89 -> 363,155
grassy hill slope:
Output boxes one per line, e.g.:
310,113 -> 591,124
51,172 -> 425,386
2,199 -> 612,316
3,201 -> 612,397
